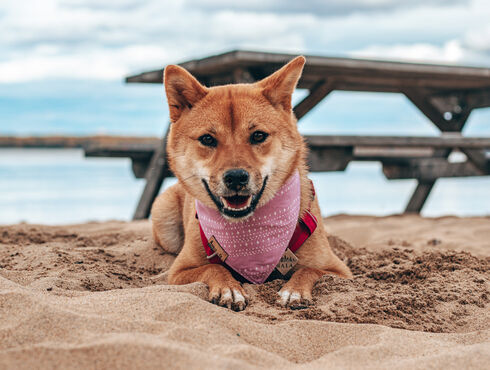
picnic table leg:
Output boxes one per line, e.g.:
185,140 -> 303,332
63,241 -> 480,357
403,89 -> 472,213
133,128 -> 170,220
294,79 -> 335,120
405,180 -> 436,213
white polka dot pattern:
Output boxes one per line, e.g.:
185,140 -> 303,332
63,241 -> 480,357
196,171 -> 301,284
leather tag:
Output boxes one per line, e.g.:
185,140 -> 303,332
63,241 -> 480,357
208,236 -> 228,262
275,248 -> 298,275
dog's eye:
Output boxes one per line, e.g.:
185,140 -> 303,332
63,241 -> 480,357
250,131 -> 268,144
198,134 -> 217,147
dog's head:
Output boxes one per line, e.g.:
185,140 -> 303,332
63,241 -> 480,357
164,56 -> 306,220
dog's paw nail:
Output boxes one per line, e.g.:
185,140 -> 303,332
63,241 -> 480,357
289,298 -> 310,310
212,287 -> 248,310
289,291 -> 301,303
209,288 -> 221,305
233,289 -> 246,302
232,289 -> 247,311
233,301 -> 246,311
277,290 -> 310,309
277,290 -> 291,307
218,288 -> 233,307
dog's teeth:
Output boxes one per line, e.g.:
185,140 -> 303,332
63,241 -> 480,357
220,195 -> 252,212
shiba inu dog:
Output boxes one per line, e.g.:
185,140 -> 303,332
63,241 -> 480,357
151,56 -> 352,311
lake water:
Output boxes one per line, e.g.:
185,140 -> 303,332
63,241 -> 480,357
0,148 -> 488,225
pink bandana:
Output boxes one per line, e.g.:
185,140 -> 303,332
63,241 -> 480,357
196,171 -> 301,284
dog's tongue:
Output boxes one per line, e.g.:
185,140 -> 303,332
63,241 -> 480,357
223,195 -> 250,209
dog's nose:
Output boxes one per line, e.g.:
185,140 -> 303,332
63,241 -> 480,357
223,169 -> 249,191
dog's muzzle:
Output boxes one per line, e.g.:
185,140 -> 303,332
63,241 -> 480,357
202,176 -> 268,218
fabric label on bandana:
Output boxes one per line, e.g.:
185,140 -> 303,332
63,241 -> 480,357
275,248 -> 299,275
196,171 -> 301,284
207,236 -> 229,262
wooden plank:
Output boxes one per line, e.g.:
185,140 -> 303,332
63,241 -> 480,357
126,50 -> 490,90
126,70 -> 163,84
294,79 -> 335,120
465,89 -> 490,109
353,146 -> 434,158
83,143 -> 154,160
383,160 -> 484,180
304,135 -> 490,148
308,148 -> 352,172
329,75 -> 490,92
0,135 -> 159,149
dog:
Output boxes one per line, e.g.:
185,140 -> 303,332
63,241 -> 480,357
151,56 -> 352,311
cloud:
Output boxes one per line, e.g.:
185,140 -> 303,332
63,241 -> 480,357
351,24 -> 490,66
352,41 -> 465,64
463,25 -> 490,52
184,0 -> 469,17
0,45 -> 175,83
61,0 -> 145,11
0,0 -> 488,82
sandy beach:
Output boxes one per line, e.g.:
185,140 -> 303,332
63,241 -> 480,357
1,215 -> 489,369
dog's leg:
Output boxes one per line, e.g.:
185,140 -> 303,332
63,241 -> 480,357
169,253 -> 248,311
151,184 -> 185,254
277,267 -> 323,307
277,247 -> 352,308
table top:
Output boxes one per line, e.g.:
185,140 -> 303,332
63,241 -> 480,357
126,50 -> 490,93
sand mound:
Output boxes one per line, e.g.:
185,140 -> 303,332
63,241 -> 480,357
256,239 -> 488,333
1,216 -> 489,369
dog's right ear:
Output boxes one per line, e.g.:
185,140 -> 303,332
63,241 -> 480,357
164,65 -> 208,123
257,56 -> 305,112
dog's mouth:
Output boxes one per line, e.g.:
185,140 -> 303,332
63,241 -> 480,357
220,194 -> 252,211
202,177 -> 268,218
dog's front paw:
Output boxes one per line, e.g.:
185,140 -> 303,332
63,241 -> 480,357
209,284 -> 248,311
277,288 -> 312,309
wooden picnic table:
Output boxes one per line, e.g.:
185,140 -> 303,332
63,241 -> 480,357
120,50 -> 490,219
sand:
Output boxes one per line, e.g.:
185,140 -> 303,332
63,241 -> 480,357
0,215 -> 489,369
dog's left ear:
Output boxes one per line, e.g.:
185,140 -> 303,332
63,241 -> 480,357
258,56 -> 305,112
164,65 -> 208,123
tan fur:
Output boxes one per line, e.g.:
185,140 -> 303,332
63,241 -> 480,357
151,56 -> 352,311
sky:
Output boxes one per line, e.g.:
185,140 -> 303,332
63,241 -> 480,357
0,0 -> 489,137
1,0 -> 490,83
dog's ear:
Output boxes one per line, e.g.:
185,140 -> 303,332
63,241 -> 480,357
258,56 -> 305,112
164,65 -> 208,122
